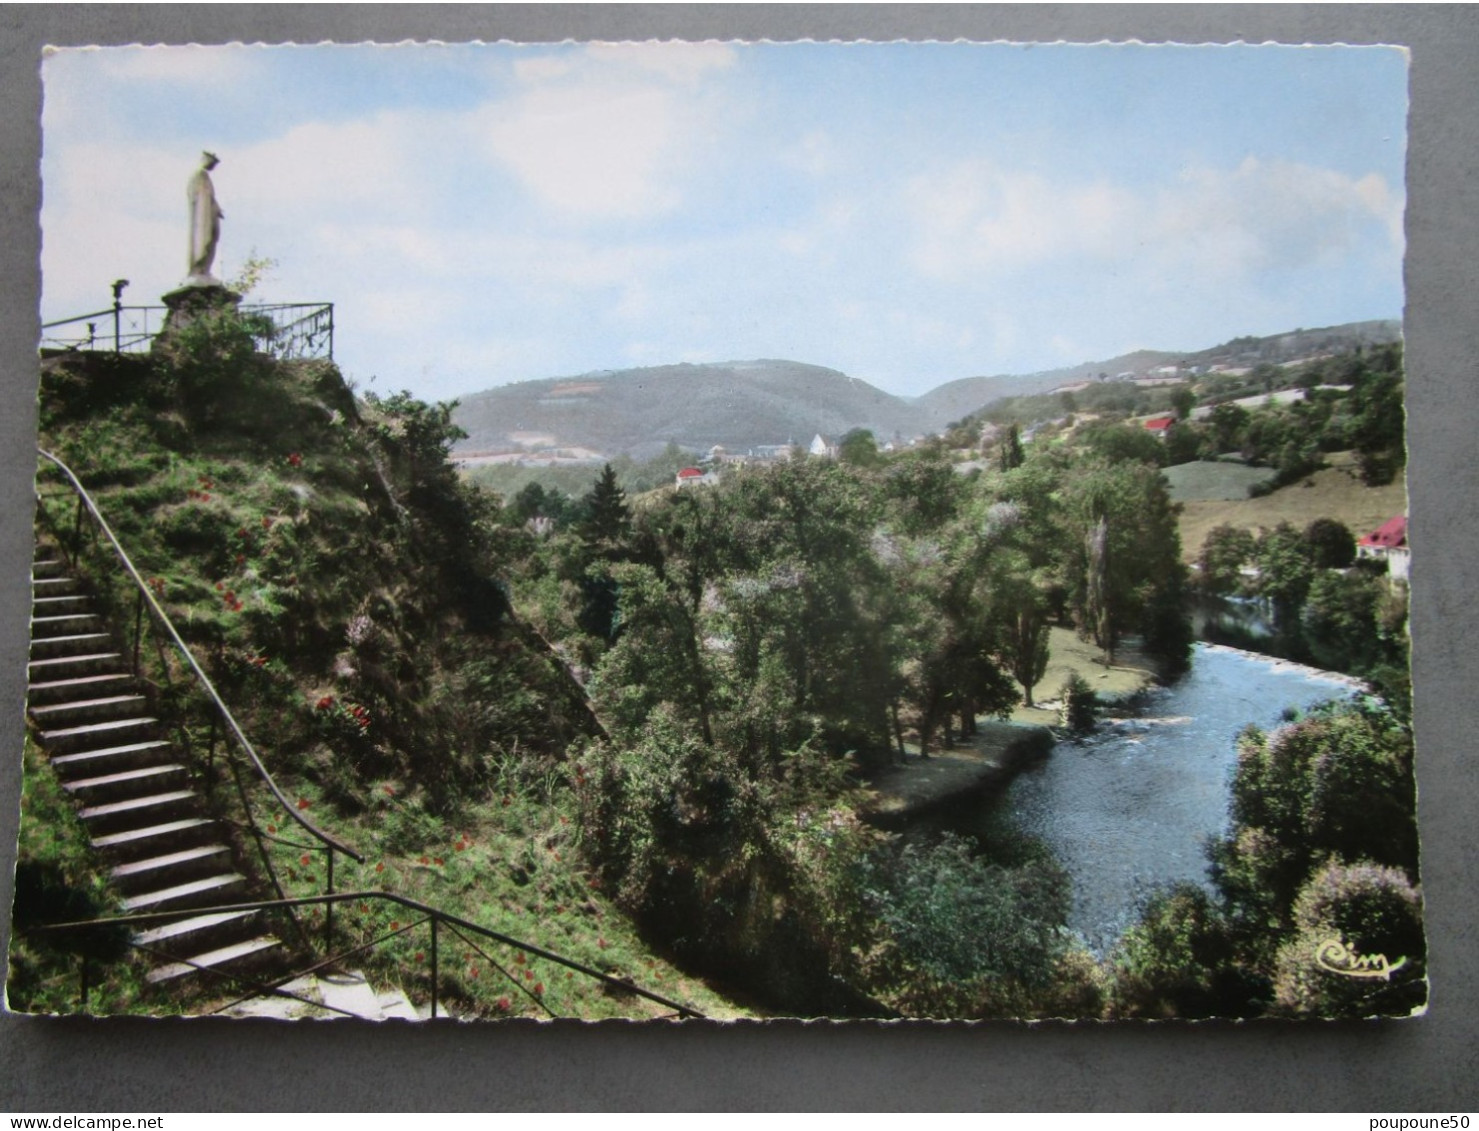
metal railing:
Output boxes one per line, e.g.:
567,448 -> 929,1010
34,448 -> 363,954
33,890 -> 706,1021
40,302 -> 334,361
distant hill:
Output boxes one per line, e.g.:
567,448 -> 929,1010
913,319 -> 1403,426
452,321 -> 1401,461
454,360 -> 929,461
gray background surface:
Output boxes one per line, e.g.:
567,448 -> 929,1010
2,5 -> 1475,1112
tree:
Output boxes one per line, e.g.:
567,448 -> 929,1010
838,427 -> 882,467
997,594 -> 1051,707
1302,570 -> 1386,673
998,423 -> 1025,471
1348,345 -> 1406,486
1197,524 -> 1256,597
1062,460 -> 1190,667
1303,518 -> 1356,570
1212,701 -> 1418,935
1253,522 -> 1314,626
1207,403 -> 1250,455
580,463 -> 631,546
1271,861 -> 1426,1018
1083,422 -> 1165,467
1169,386 -> 1197,421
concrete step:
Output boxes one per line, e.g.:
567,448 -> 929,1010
51,739 -> 173,777
31,558 -> 69,580
78,788 -> 197,833
121,871 -> 246,913
145,935 -> 282,986
31,576 -> 82,596
28,672 -> 136,707
131,908 -> 259,950
64,763 -> 190,804
39,715 -> 159,754
32,594 -> 93,616
30,613 -> 104,638
110,843 -> 233,890
91,816 -> 216,857
30,633 -> 113,660
28,651 -> 125,679
31,694 -> 149,728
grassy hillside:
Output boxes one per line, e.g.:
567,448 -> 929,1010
1175,450 -> 1407,562
22,319 -> 745,1019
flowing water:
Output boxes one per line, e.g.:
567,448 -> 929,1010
960,644 -> 1361,954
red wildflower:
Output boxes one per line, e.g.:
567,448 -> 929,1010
359,903 -> 369,913
454,841 -> 465,852
533,982 -> 544,996
287,453 -> 302,468
316,696 -> 335,711
251,655 -> 268,666
299,854 -> 310,866
496,997 -> 511,1012
433,857 -> 444,867
418,855 -> 430,865
236,527 -> 248,540
502,794 -> 512,807
296,798 -> 311,810
383,785 -> 395,797
415,951 -> 425,964
523,969 -> 533,981
513,953 -> 525,966
598,938 -> 607,950
267,825 -> 277,834
389,920 -> 400,930
262,516 -> 273,530
236,554 -> 246,566
200,493 -> 211,502
375,861 -> 384,873
215,582 -> 224,592
468,967 -> 479,979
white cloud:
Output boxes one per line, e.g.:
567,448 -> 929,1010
483,83 -> 683,219
480,42 -> 737,221
906,155 -> 1403,288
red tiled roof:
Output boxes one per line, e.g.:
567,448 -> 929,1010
677,467 -> 705,479
1358,515 -> 1408,549
1144,415 -> 1176,431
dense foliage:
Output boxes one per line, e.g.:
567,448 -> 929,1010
1109,696 -> 1423,1019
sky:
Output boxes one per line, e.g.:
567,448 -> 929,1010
40,41 -> 1408,404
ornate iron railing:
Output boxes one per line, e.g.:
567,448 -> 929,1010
40,302 -> 334,360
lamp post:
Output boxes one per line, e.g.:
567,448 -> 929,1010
110,279 -> 129,354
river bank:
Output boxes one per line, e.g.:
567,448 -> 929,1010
860,720 -> 1055,827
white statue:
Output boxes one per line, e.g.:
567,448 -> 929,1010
185,151 -> 223,284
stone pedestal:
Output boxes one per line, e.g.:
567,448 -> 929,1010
152,282 -> 241,353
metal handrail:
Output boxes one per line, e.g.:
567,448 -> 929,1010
34,447 -> 362,866
40,302 -> 334,360
35,889 -> 707,1021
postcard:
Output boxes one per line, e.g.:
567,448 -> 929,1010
9,40 -> 1421,1022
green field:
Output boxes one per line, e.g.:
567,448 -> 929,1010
1174,451 -> 1407,561
1162,459 -> 1276,502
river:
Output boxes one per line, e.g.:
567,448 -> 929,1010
948,643 -> 1362,954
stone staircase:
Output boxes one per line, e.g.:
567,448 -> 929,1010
27,549 -> 284,990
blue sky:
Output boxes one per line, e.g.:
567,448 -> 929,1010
41,41 -> 1407,403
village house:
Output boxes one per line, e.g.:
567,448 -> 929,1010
675,466 -> 718,489
1143,414 -> 1176,439
1357,515 -> 1410,581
